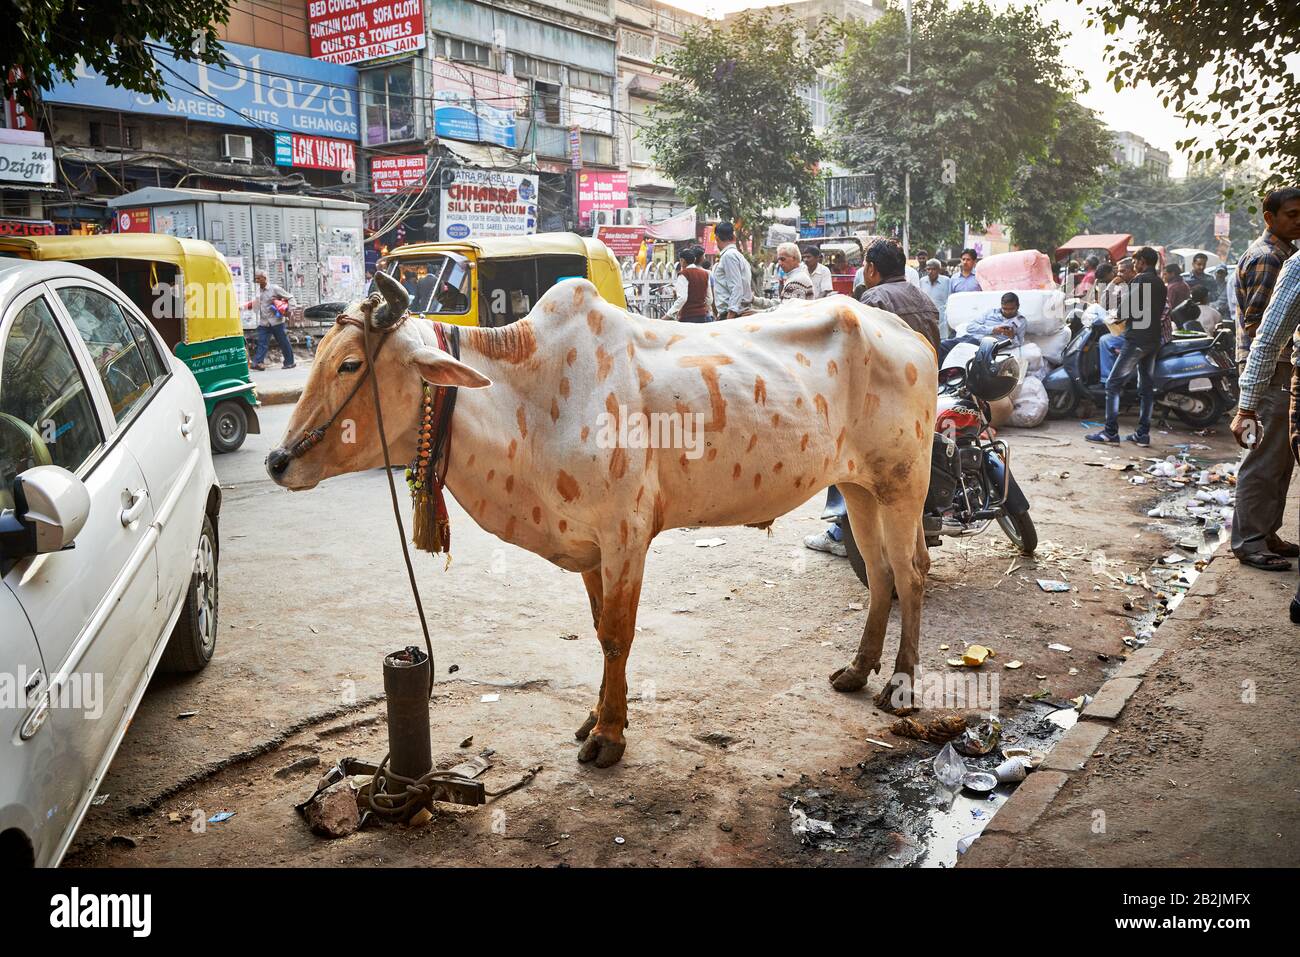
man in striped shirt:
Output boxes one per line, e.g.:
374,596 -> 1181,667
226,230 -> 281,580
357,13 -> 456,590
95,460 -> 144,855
1229,187 -> 1300,571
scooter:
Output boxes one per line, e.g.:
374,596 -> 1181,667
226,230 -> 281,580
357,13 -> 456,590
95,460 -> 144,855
836,340 -> 1037,588
1043,315 -> 1237,428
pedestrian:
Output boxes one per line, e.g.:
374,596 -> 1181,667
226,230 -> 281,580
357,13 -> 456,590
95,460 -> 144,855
1186,252 -> 1219,302
778,243 -> 816,301
244,270 -> 296,371
801,245 -> 834,298
921,257 -> 953,335
1084,262 -> 1116,304
951,248 -> 981,293
939,291 -> 1026,361
663,248 -> 714,322
1086,246 -> 1166,448
857,236 -> 941,351
1077,255 -> 1101,298
1162,263 -> 1192,311
1228,186 -> 1300,571
712,221 -> 753,319
1212,264 -> 1232,319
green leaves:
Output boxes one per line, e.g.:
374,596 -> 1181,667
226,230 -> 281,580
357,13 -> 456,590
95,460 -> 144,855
4,0 -> 232,102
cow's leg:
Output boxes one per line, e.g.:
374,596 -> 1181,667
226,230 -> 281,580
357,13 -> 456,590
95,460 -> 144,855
577,548 -> 646,767
830,485 -> 895,693
873,512 -> 930,714
575,567 -> 603,741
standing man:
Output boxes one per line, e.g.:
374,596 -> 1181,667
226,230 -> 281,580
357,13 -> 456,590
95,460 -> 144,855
858,237 -> 941,351
1097,258 -> 1136,382
1086,246 -> 1166,447
712,221 -> 753,319
779,243 -> 816,301
244,270 -> 296,371
1163,263 -> 1192,311
1228,186 -> 1300,571
1186,252 -> 1219,302
921,258 -> 953,335
1077,255 -> 1101,298
1213,264 -> 1233,320
951,248 -> 981,293
801,246 -> 834,298
663,248 -> 714,322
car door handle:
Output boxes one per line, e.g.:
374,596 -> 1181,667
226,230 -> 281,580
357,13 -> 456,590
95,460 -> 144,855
21,691 -> 50,740
120,488 -> 149,526
180,410 -> 196,438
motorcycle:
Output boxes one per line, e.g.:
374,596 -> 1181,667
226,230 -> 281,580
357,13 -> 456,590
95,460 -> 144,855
836,339 -> 1037,588
1044,312 -> 1237,428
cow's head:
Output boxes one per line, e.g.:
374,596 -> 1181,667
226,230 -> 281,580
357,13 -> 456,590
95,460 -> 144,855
266,271 -> 491,490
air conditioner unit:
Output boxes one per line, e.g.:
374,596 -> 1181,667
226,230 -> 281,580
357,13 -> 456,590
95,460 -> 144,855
590,209 -> 616,228
615,208 -> 643,226
223,134 -> 253,164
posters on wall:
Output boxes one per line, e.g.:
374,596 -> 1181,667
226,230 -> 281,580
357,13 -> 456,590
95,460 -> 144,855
595,225 -> 646,258
308,0 -> 425,65
371,154 -> 427,193
274,132 -> 356,171
44,42 -> 360,140
115,208 -> 151,233
440,168 -> 538,241
429,60 -> 521,148
576,171 -> 629,227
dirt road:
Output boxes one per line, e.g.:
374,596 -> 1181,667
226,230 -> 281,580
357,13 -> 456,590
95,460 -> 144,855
64,405 -> 1241,867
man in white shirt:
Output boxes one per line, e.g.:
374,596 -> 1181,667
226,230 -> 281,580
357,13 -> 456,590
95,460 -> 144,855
801,246 -> 835,298
663,247 -> 714,321
712,221 -> 753,318
921,258 -> 953,335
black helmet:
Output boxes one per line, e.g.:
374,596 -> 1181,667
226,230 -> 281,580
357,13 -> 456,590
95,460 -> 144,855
966,336 -> 1022,401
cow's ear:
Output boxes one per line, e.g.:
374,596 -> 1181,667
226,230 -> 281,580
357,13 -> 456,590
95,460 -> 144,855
409,346 -> 492,389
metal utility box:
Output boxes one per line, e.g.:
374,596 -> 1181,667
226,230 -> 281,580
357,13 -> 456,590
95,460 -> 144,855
107,187 -> 367,321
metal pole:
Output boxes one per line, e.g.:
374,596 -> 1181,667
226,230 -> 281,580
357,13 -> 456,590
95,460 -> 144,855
383,646 -> 432,787
903,0 -> 913,259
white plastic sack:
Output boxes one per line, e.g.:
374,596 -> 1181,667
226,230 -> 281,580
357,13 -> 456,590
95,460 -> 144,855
974,250 -> 1057,291
1008,375 -> 1049,428
1020,341 -> 1044,373
1031,325 -> 1071,366
947,290 -> 1065,337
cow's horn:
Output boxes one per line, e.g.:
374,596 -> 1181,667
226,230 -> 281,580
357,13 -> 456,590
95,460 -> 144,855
371,270 -> 410,328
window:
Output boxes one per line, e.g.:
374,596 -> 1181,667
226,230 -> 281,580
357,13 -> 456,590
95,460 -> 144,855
376,257 -> 471,318
89,121 -> 140,150
621,30 -> 655,62
56,286 -> 166,424
362,64 -> 416,146
569,68 -> 609,93
799,75 -> 832,129
513,54 -> 562,84
0,297 -> 103,498
629,97 -> 654,166
436,36 -> 492,67
531,81 -> 562,125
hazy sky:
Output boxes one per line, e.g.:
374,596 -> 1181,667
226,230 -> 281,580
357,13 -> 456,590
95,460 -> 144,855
666,0 -> 1220,176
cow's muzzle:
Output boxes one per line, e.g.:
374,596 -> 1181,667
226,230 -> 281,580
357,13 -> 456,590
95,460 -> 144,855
266,447 -> 291,481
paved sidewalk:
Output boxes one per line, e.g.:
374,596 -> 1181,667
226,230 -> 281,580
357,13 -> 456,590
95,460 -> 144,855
252,358 -> 313,405
962,483 -> 1300,867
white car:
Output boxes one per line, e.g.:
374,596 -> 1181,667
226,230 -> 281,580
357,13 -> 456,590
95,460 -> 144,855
0,259 -> 220,867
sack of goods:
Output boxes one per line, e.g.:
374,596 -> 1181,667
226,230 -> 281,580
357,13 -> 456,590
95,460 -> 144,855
947,289 -> 1066,338
1008,375 -> 1049,428
972,250 -> 1057,291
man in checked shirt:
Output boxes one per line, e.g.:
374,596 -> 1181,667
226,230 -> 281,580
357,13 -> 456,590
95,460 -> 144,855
1229,187 -> 1300,572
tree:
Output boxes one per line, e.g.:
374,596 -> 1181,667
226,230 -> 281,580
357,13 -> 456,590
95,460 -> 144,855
643,11 -> 835,250
830,0 -> 1081,250
1081,169 -> 1264,257
1004,102 -> 1112,254
1080,0 -> 1300,195
4,0 -> 231,102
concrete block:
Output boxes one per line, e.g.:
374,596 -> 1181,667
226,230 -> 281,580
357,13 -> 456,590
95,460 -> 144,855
1041,719 -> 1112,772
1081,676 -> 1142,721
984,770 -> 1068,835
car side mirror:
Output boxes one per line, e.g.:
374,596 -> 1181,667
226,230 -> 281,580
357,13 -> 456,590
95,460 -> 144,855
0,466 -> 91,560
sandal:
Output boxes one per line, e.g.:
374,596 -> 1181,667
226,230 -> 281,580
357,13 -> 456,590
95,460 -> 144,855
1266,536 -> 1300,558
1236,552 -> 1292,571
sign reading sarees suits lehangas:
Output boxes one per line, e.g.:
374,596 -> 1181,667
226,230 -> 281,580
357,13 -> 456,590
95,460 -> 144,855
43,42 -> 360,140
274,132 -> 356,171
308,0 -> 425,66
440,169 -> 538,241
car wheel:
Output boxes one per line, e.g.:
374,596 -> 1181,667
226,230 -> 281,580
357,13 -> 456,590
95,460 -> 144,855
160,514 -> 218,673
210,401 -> 249,454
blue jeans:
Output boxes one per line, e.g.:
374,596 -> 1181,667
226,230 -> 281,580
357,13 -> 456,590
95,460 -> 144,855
1098,332 -> 1125,381
824,485 -> 847,541
254,322 -> 295,366
1103,339 -> 1157,438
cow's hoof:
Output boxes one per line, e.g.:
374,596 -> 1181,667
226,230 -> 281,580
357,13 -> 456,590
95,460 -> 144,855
575,711 -> 598,741
830,665 -> 869,692
873,685 -> 915,715
577,733 -> 625,768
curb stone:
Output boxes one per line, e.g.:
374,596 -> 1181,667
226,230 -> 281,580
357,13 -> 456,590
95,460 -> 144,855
1039,719 -> 1112,772
1081,676 -> 1142,721
982,771 -> 1068,835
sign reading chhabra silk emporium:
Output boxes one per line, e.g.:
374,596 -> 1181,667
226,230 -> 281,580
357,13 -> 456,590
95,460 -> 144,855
308,0 -> 425,65
440,169 -> 538,241
43,42 -> 359,139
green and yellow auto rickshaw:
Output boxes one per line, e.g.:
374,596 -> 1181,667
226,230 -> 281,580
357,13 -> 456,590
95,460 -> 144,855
0,234 -> 259,452
374,232 -> 627,327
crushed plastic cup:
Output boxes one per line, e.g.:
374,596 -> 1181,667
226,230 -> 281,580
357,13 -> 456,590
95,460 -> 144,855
994,756 -> 1030,783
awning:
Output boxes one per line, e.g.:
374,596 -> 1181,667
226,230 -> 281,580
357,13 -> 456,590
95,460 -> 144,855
0,181 -> 62,193
439,139 -> 534,173
646,206 -> 696,242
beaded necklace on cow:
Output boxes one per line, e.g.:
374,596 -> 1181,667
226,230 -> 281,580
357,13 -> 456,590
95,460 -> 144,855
405,322 -> 460,562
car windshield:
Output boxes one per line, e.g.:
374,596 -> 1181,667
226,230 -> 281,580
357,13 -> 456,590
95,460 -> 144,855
375,256 -> 470,316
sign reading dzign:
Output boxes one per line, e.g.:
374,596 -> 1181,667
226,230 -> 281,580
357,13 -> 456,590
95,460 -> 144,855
309,0 -> 426,65
440,169 -> 538,241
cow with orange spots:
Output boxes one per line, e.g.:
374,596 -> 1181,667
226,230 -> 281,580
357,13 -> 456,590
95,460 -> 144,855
268,272 -> 937,767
